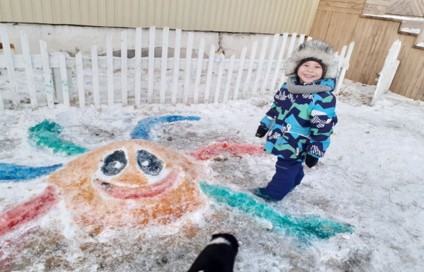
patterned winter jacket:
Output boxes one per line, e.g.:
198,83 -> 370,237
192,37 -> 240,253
260,76 -> 338,162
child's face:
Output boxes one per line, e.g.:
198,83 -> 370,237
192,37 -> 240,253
297,60 -> 324,83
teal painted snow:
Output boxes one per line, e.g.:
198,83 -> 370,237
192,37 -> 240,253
28,120 -> 88,156
200,181 -> 353,241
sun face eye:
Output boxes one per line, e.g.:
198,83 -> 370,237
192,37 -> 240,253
101,150 -> 127,176
137,150 -> 163,176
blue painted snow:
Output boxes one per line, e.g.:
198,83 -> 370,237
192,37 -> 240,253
0,163 -> 63,181
130,115 -> 201,140
200,181 -> 353,241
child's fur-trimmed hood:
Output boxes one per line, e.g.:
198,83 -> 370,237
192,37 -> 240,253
285,40 -> 339,78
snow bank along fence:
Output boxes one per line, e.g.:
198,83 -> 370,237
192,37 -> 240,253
0,26 -> 355,111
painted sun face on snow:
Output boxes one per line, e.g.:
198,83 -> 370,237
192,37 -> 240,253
47,140 -> 206,231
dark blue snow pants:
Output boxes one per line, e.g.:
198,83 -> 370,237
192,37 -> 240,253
263,158 -> 305,200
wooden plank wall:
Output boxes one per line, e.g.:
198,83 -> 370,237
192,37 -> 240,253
310,0 -> 424,101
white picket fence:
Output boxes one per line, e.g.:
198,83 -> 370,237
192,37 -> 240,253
0,26 -> 355,111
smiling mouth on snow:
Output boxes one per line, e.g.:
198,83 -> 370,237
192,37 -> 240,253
91,169 -> 181,200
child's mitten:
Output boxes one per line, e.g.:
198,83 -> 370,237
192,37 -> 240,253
255,124 -> 268,138
305,154 -> 319,168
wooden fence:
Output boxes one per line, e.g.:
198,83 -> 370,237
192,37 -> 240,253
0,26 -> 355,111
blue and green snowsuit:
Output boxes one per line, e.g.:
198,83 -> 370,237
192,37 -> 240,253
259,76 -> 338,200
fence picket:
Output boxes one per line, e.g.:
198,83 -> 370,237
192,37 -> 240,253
40,40 -> 54,108
134,27 -> 142,108
297,34 -> 306,46
271,33 -> 288,91
372,40 -> 399,105
160,28 -> 170,104
286,33 -> 297,58
106,36 -> 114,106
233,47 -> 247,100
223,55 -> 235,102
20,31 -> 37,109
171,29 -> 182,104
1,27 -> 19,108
261,34 -> 279,94
148,27 -> 155,103
75,51 -> 85,108
336,41 -> 355,93
242,41 -> 258,98
183,32 -> 194,104
59,53 -> 70,107
121,30 -> 128,105
91,45 -> 100,107
334,45 -> 347,93
279,34 -> 298,85
204,45 -> 216,103
214,60 -> 224,103
252,36 -> 269,95
193,38 -> 205,104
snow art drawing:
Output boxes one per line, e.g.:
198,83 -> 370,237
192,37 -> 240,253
0,115 -> 354,269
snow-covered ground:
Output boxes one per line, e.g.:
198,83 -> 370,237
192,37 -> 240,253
0,80 -> 423,271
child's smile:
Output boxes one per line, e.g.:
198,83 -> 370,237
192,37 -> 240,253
297,60 -> 324,83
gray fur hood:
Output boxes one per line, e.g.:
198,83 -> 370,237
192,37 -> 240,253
284,40 -> 339,78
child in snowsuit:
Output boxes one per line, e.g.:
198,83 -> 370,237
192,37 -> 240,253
252,40 -> 338,201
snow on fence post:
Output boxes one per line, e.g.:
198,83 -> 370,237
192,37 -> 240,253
171,29 -> 182,104
204,44 -> 216,103
372,40 -> 401,105
0,27 -> 19,108
121,30 -> 128,105
106,36 -> 114,106
75,51 -> 85,108
160,27 -> 169,104
91,45 -> 100,107
193,38 -> 205,104
40,40 -> 55,109
147,27 -> 155,103
20,30 -> 37,109
59,53 -> 70,108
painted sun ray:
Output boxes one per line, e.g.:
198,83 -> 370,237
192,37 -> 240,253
130,115 -> 201,140
200,181 -> 353,241
28,120 -> 88,156
0,163 -> 63,181
190,141 -> 264,160
0,185 -> 58,236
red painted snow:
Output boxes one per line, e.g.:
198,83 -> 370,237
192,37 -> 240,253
0,185 -> 58,236
190,141 -> 264,160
